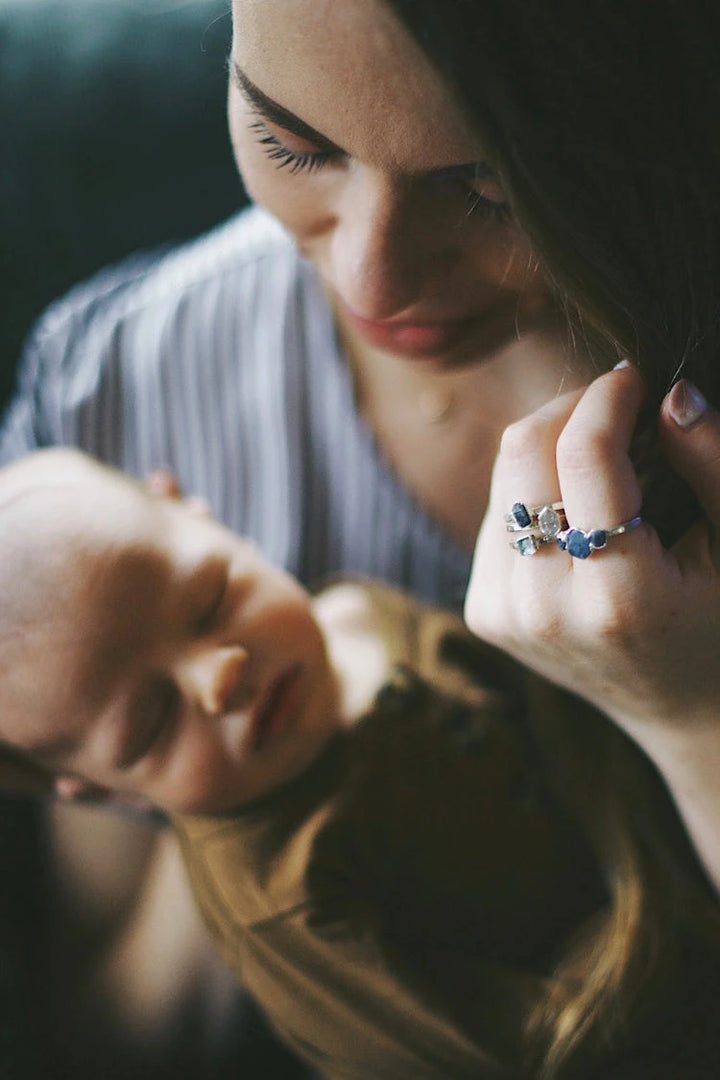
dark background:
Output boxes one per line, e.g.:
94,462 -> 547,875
0,2 -> 246,1074
0,0 -> 245,406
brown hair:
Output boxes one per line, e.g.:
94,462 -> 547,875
383,1 -> 720,1072
388,0 -> 720,544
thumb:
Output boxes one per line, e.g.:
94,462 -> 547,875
659,380 -> 720,525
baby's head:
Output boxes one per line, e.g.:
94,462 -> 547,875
0,450 -> 340,813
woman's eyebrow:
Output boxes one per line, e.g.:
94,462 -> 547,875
230,62 -> 342,153
230,62 -> 496,180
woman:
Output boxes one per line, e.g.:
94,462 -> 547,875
2,0 -> 720,1076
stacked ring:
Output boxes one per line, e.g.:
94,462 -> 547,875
505,501 -> 567,538
507,499 -> 642,559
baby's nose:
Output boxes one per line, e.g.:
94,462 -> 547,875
180,645 -> 250,717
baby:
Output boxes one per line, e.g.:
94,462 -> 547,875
0,449 -> 603,1080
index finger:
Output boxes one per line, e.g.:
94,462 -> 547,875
555,364 -> 645,540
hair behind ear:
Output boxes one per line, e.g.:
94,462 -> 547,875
387,0 -> 720,543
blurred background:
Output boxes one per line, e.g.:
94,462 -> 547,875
0,1 -> 246,1074
1,0 -> 244,406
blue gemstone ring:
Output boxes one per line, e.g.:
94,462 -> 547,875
509,533 -> 558,556
556,516 -> 643,559
507,499 -> 642,559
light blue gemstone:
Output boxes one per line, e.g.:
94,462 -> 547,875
517,535 -> 538,556
589,529 -> 607,549
566,529 -> 592,559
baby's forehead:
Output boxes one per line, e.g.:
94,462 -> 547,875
0,456 -> 151,536
0,476 -> 164,606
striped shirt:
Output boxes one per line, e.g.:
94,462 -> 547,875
0,206 -> 471,610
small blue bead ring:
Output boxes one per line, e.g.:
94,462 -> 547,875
556,516 -> 642,559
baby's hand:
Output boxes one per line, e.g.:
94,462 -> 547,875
144,467 -> 211,516
313,584 -> 391,723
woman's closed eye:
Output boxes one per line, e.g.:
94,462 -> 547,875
429,164 -> 512,224
249,116 -> 342,176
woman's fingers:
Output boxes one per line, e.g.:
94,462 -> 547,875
488,388 -> 582,561
555,363 -> 645,534
659,380 -> 720,527
494,387 -> 583,508
466,388 -> 581,637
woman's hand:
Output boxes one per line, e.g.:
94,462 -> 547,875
464,363 -> 720,886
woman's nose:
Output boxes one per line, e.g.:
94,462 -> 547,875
329,173 -> 443,320
176,645 -> 250,717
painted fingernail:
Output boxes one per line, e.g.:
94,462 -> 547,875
613,358 -> 633,371
667,379 -> 707,429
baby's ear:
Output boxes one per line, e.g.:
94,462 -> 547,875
54,776 -> 153,813
53,775 -> 112,802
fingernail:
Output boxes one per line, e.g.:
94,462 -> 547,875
613,358 -> 632,371
667,379 -> 707,429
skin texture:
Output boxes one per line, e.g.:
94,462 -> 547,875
0,451 -> 341,814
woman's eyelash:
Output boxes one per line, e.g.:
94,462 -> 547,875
248,114 -> 512,224
250,118 -> 334,175
466,190 -> 513,224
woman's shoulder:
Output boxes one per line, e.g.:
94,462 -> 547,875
24,206 -> 316,367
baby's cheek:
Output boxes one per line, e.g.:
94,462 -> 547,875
153,732 -> 238,814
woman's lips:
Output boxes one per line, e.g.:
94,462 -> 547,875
249,665 -> 304,752
341,305 -> 471,357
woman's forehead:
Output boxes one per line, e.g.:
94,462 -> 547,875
232,0 -> 484,172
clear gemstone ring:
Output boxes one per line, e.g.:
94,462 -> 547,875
505,501 -> 567,537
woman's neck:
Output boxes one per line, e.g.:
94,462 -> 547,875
337,309 -> 591,551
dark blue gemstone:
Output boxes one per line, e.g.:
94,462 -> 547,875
511,502 -> 532,528
589,529 -> 607,549
566,529 -> 592,559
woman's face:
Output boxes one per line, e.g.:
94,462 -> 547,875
229,0 -> 551,367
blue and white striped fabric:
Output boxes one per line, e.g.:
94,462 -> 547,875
0,207 -> 471,610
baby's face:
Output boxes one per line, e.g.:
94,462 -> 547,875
0,456 -> 339,814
